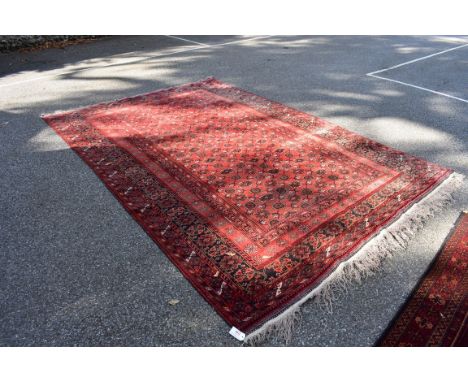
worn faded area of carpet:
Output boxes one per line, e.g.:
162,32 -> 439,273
42,78 -> 460,340
379,212 -> 467,347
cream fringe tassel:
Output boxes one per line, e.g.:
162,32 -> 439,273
244,172 -> 464,346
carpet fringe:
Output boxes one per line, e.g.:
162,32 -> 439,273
244,172 -> 464,346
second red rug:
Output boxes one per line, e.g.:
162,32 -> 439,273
42,78 -> 462,343
378,212 -> 467,346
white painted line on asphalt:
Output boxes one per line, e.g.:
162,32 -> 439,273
367,41 -> 468,104
165,35 -> 211,46
367,73 -> 468,104
212,35 -> 275,47
164,35 -> 274,48
0,36 -> 275,89
367,42 -> 468,75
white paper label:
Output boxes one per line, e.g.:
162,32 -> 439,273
229,326 -> 246,341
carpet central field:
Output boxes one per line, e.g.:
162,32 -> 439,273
43,78 -> 455,338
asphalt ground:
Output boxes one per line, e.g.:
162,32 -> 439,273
0,35 -> 467,346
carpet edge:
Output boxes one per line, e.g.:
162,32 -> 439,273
244,172 -> 464,345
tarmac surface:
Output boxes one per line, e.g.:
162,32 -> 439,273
0,35 -> 467,346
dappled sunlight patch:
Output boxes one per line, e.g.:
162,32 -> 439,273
367,117 -> 462,151
28,126 -> 69,152
371,88 -> 404,97
314,90 -> 379,102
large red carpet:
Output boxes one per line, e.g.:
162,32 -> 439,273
43,78 -> 459,342
378,212 -> 467,346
